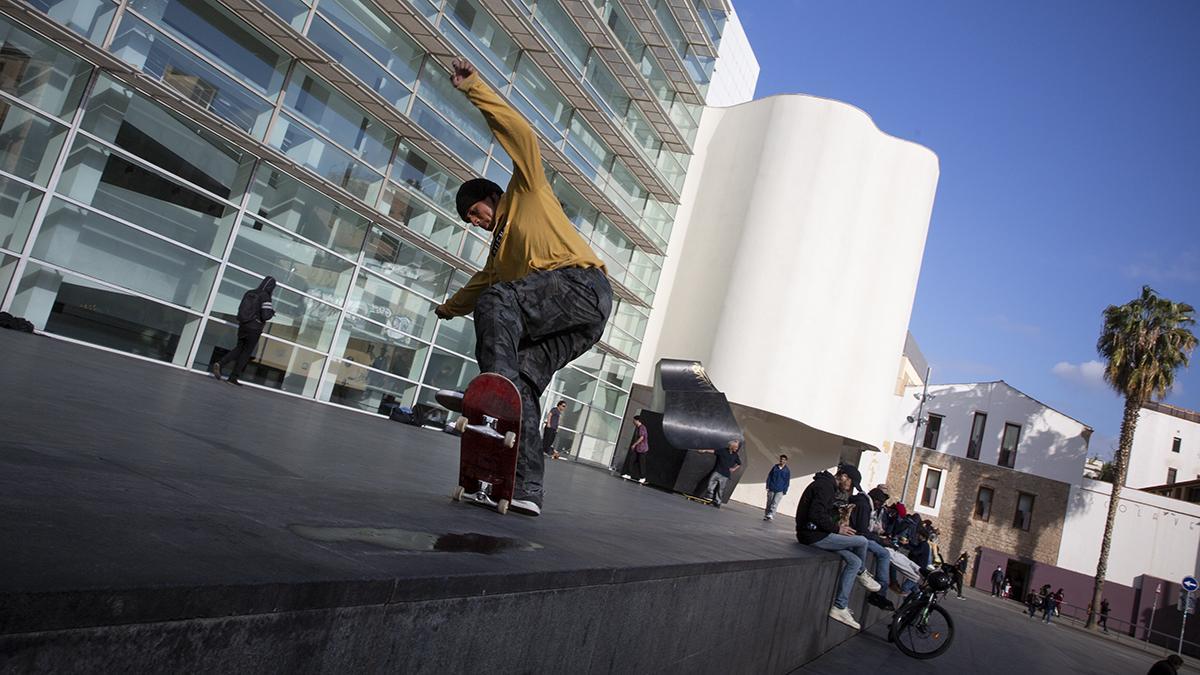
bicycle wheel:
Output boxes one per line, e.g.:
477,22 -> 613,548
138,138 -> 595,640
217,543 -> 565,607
891,602 -> 954,659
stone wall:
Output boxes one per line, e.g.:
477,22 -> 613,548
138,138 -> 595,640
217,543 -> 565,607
886,443 -> 1070,570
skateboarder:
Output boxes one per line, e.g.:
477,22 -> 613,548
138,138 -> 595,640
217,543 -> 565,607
210,275 -> 275,385
698,440 -> 742,508
434,58 -> 612,516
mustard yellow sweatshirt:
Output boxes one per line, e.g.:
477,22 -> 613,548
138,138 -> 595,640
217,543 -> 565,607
441,72 -> 606,317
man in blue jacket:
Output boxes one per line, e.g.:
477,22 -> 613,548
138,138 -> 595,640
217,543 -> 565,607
763,454 -> 790,520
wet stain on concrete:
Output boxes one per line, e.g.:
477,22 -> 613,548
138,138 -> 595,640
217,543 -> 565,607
288,525 -> 542,554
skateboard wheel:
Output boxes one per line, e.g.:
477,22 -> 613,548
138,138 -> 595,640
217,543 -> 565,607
497,499 -> 509,515
503,431 -> 516,448
451,485 -> 464,501
454,416 -> 468,433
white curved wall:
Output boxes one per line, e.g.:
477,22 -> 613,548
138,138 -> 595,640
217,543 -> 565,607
637,94 -> 939,506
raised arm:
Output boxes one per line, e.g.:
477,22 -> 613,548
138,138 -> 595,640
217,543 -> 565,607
451,58 -> 545,191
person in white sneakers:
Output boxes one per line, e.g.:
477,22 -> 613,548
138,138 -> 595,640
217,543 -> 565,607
795,464 -> 882,630
620,415 -> 650,483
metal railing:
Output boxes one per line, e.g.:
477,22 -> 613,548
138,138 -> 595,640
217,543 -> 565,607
1036,599 -> 1200,658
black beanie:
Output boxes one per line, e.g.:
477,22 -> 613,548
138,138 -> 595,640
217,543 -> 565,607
455,178 -> 502,222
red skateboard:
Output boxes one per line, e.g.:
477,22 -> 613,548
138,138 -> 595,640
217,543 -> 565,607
450,373 -> 521,514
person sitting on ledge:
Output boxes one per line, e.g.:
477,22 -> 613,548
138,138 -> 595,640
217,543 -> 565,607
795,464 -> 884,630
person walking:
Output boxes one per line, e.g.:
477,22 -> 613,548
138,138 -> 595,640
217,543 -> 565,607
433,58 -> 612,516
698,440 -> 742,508
1099,598 -> 1111,633
763,454 -> 790,520
955,552 -> 969,599
542,400 -> 567,459
620,415 -> 650,483
211,276 -> 276,386
990,566 -> 1005,596
1041,584 -> 1057,624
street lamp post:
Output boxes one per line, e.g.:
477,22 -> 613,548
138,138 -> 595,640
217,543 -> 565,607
899,367 -> 933,505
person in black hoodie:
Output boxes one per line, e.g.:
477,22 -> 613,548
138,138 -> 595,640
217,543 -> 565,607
210,276 -> 276,386
847,477 -> 895,611
796,464 -> 884,630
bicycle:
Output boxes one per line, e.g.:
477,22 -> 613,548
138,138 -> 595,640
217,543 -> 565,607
888,564 -> 957,659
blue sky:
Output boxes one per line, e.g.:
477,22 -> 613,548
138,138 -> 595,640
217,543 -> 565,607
735,1 -> 1200,458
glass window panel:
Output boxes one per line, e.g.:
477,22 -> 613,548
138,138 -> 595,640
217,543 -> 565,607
509,89 -> 561,146
229,217 -> 355,303
552,174 -> 598,238
323,358 -> 418,414
32,198 -> 217,310
539,391 -> 586,430
598,355 -> 632,391
11,260 -> 201,363
611,301 -> 647,339
514,56 -> 569,132
246,165 -> 370,257
193,325 -> 324,396
268,113 -> 384,203
82,75 -> 257,201
307,17 -> 410,110
0,175 -> 43,252
433,314 -> 475,357
532,0 -> 588,73
0,252 -> 18,299
0,18 -> 93,119
590,218 -> 634,268
445,0 -> 520,71
592,382 -> 628,416
362,225 -> 453,300
211,266 -> 340,351
108,16 -> 274,138
128,0 -> 290,96
604,325 -> 640,359
347,269 -> 436,340
0,100 -> 67,185
576,433 -> 612,466
607,158 -> 646,210
283,64 -> 396,170
570,345 -> 604,375
652,0 -> 686,57
552,365 -> 597,403
422,346 -> 480,392
416,63 -> 491,150
410,98 -> 486,171
460,232 -> 488,267
483,157 -> 512,189
261,0 -> 307,30
57,137 -> 239,256
566,114 -> 611,177
25,0 -> 115,44
315,0 -> 423,85
584,57 -> 629,118
391,140 -> 458,215
379,185 -> 465,253
584,408 -> 620,442
334,316 -> 427,381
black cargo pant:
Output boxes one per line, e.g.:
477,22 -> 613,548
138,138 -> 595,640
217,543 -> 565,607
218,326 -> 262,378
474,267 -> 612,506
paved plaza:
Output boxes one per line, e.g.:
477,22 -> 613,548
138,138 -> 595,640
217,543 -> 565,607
800,588 -> 1198,675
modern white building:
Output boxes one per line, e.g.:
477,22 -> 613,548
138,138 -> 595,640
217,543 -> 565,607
631,91 -> 940,514
704,8 -> 758,106
1058,478 -> 1200,586
1125,401 -> 1200,490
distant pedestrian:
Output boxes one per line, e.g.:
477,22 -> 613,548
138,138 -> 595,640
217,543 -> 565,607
763,454 -> 791,520
620,415 -> 650,483
1027,591 -> 1039,618
210,276 -> 275,386
698,440 -> 742,507
955,552 -> 969,598
1099,598 -> 1110,633
990,567 -> 1005,596
1053,588 -> 1065,617
1041,585 -> 1057,624
542,400 -> 567,459
1147,654 -> 1183,675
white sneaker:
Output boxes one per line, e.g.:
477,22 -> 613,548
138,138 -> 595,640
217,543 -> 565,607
509,498 -> 541,516
856,570 -> 882,593
620,474 -> 632,480
829,605 -> 860,630
638,478 -> 646,484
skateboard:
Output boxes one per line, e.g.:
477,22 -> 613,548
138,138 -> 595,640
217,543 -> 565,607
450,373 -> 521,515
683,493 -> 713,505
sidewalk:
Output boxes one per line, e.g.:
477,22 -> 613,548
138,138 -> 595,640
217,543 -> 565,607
968,586 -> 1200,672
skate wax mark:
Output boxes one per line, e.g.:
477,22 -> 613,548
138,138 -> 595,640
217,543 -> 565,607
288,525 -> 542,554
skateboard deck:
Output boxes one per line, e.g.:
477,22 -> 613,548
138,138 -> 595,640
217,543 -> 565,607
683,493 -> 712,505
451,373 -> 521,515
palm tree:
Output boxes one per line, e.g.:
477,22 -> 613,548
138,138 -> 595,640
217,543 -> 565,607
1086,286 -> 1196,629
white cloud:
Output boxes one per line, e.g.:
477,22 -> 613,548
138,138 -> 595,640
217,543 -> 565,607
1051,360 -> 1107,388
1123,249 -> 1200,284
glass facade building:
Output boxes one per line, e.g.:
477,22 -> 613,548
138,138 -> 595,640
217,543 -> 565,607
0,0 -> 729,466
